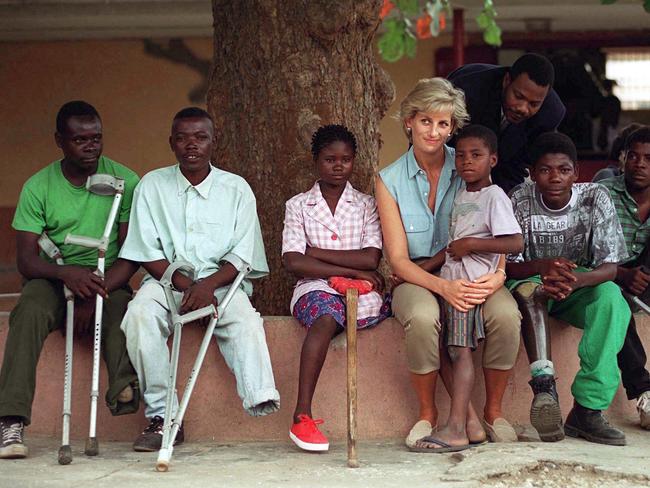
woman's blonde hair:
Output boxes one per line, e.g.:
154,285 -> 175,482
397,77 -> 469,138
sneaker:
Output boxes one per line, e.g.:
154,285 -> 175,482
564,404 -> 626,446
637,391 -> 650,430
529,374 -> 564,442
0,416 -> 28,459
289,414 -> 329,452
133,416 -> 185,452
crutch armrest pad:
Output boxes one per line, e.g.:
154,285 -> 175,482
160,261 -> 196,289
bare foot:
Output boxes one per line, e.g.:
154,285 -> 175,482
466,416 -> 487,444
413,425 -> 469,450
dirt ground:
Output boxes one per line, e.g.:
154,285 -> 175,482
2,423 -> 650,488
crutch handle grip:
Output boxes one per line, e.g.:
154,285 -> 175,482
177,305 -> 217,324
632,296 -> 650,315
38,233 -> 64,263
216,265 -> 251,316
64,234 -> 102,249
63,285 -> 74,301
160,261 -> 196,290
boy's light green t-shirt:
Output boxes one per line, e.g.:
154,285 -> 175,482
12,156 -> 140,268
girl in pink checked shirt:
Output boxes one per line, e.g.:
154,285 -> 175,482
282,125 -> 391,452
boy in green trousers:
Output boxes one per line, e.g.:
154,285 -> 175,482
600,125 -> 650,429
506,132 -> 630,446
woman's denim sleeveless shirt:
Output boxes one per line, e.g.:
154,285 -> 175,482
379,145 -> 462,260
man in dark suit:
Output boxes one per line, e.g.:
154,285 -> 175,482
448,53 -> 566,193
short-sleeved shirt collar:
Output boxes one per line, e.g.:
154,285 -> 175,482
609,174 -> 628,194
305,180 -> 358,205
405,145 -> 456,180
175,163 -> 215,199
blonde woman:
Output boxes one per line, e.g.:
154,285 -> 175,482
376,78 -> 521,451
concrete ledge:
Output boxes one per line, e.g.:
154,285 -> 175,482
0,314 -> 647,442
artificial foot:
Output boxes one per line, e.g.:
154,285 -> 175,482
529,374 -> 564,442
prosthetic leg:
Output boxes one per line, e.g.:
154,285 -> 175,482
156,261 -> 250,472
37,234 -> 75,465
63,174 -> 125,456
511,282 -> 564,442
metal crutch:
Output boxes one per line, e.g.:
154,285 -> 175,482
63,174 -> 125,456
37,233 -> 75,465
631,266 -> 650,315
155,261 -> 251,472
345,288 -> 360,468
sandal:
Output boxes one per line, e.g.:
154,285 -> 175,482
409,435 -> 471,453
482,418 -> 518,443
405,420 -> 435,448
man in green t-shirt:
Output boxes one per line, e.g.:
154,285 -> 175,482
0,101 -> 141,459
600,126 -> 650,430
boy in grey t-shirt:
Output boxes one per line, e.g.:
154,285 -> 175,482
507,132 -> 630,446
413,126 -> 523,453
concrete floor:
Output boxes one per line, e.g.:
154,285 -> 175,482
2,421 -> 650,488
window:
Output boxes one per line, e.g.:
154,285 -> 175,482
606,49 -> 650,110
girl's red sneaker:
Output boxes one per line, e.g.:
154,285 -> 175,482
289,414 -> 329,452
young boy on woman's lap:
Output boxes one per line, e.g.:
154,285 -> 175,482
413,125 -> 523,452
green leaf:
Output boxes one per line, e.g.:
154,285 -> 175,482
396,0 -> 420,15
644,0 -> 650,12
404,30 -> 417,58
383,18 -> 400,33
378,29 -> 405,63
476,11 -> 490,29
484,24 -> 502,46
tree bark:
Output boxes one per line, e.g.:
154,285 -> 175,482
209,0 -> 394,314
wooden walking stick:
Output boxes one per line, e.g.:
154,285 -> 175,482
345,287 -> 359,468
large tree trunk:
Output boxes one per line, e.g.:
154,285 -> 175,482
208,0 -> 394,314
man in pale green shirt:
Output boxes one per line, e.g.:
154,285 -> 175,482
0,101 -> 140,459
120,107 -> 279,452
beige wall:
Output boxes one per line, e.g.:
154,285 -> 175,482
0,38 -> 212,206
0,35 -> 449,207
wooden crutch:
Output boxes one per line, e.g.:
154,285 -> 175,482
345,287 -> 359,468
